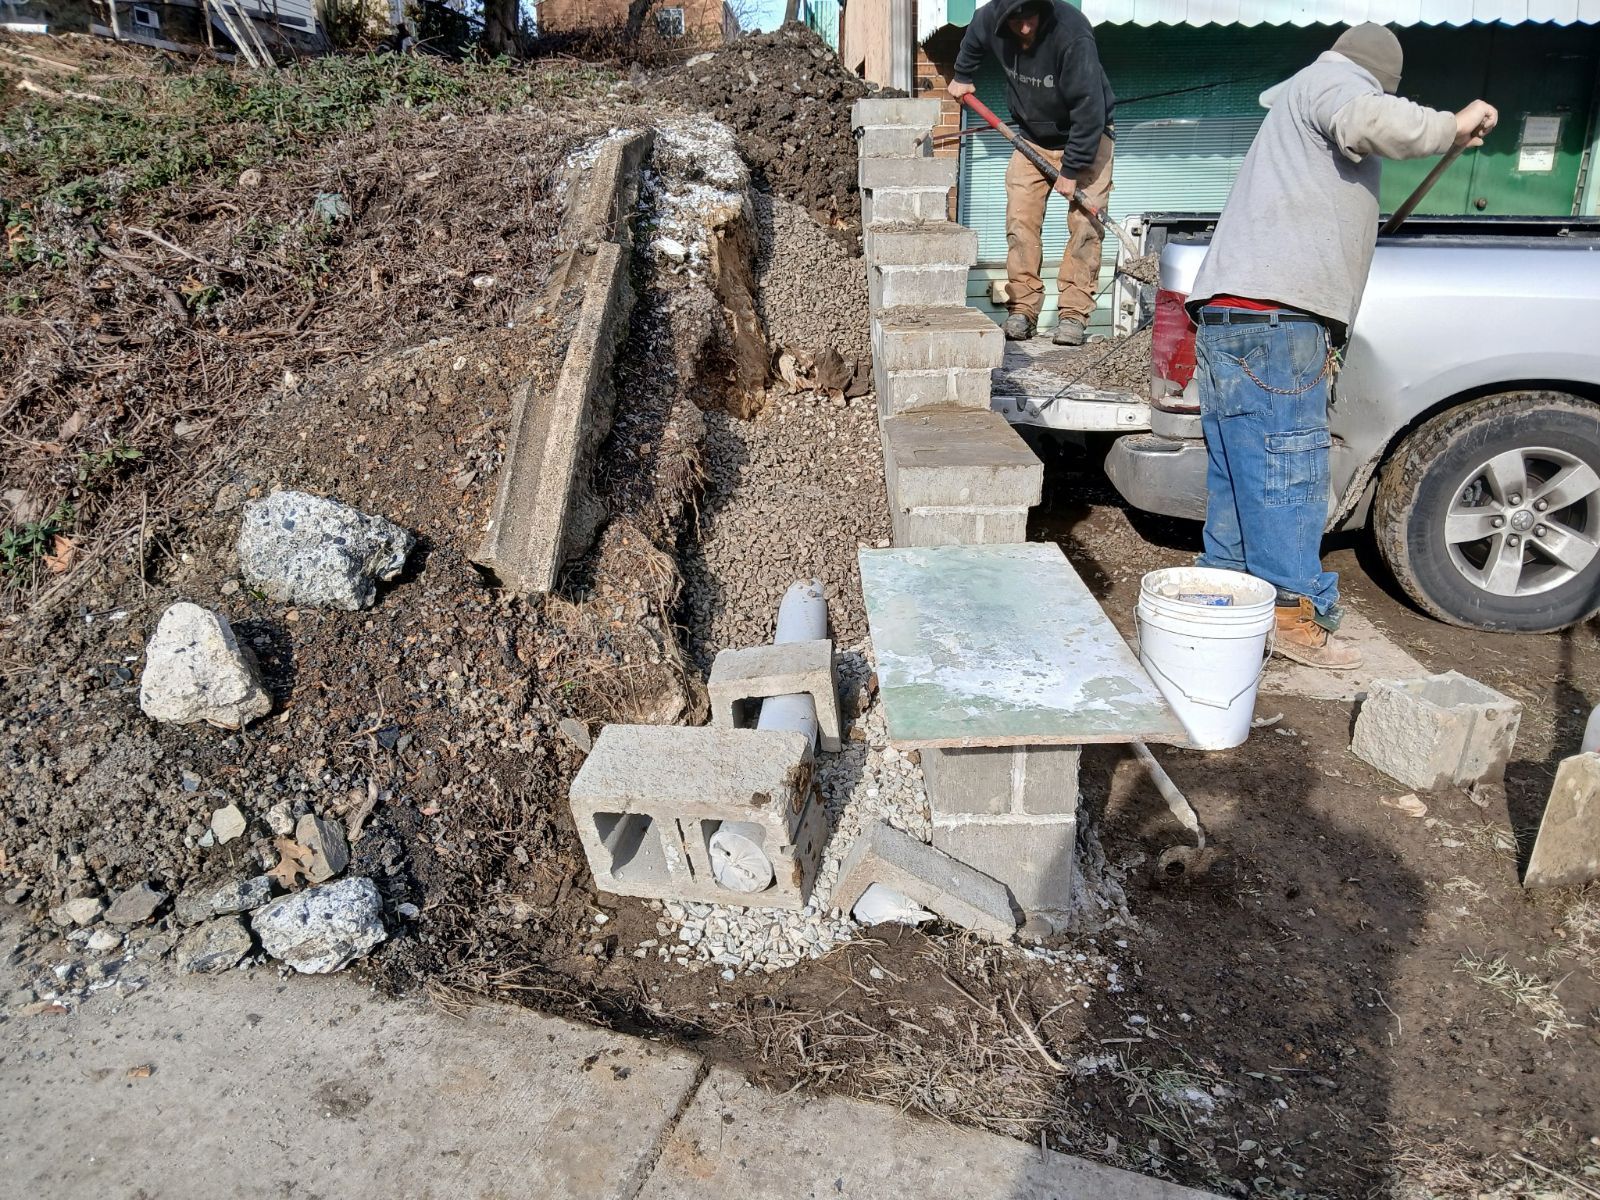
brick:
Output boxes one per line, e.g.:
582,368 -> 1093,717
921,745 -> 1080,817
932,814 -> 1077,918
883,408 -> 1042,510
869,263 -> 968,312
832,822 -> 1017,940
708,639 -> 842,754
569,726 -> 827,908
859,155 -> 958,191
851,97 -> 944,130
892,506 -> 1030,547
1351,672 -> 1521,791
863,188 -> 952,226
1525,752 -> 1600,889
873,306 -> 1005,372
864,221 -> 977,269
856,125 -> 932,159
876,365 -> 994,417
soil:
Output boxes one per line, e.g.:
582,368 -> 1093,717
652,24 -> 880,238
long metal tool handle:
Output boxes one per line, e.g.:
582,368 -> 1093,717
957,92 -> 1136,251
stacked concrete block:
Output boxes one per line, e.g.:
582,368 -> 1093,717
860,156 -> 959,227
1351,672 -> 1521,791
882,408 -> 1042,547
569,725 -> 828,909
865,221 -> 977,315
850,98 -> 944,159
708,639 -> 843,753
921,746 -> 1080,920
871,304 -> 1005,420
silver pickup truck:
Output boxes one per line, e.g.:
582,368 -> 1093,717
999,214 -> 1600,633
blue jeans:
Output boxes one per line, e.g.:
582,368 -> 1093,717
1194,310 -> 1340,621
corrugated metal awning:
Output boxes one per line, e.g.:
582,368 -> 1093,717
923,0 -> 1600,38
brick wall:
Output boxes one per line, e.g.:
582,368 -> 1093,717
914,24 -> 964,217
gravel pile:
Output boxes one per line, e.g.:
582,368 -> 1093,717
755,193 -> 871,370
681,390 -> 890,664
652,24 -> 876,232
634,649 -> 932,977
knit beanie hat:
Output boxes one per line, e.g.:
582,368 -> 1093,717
1333,23 -> 1402,94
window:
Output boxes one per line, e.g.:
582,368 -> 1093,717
654,5 -> 683,37
131,4 -> 160,28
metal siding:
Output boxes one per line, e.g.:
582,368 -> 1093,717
945,0 -> 1600,25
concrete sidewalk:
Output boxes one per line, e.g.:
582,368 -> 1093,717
0,968 -> 1213,1199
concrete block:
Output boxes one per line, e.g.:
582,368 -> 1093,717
855,125 -> 933,159
569,725 -> 827,908
1351,672 -> 1521,790
921,745 -> 1080,816
864,221 -> 978,270
832,822 -> 1017,939
864,187 -> 951,226
872,306 -> 1005,372
876,365 -> 994,417
869,263 -> 969,312
1525,752 -> 1600,889
860,155 -> 958,191
708,639 -> 842,753
851,97 -> 945,130
932,814 -> 1077,918
883,408 -> 1043,510
892,506 -> 1030,547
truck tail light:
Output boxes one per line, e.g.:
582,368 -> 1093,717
1151,288 -> 1196,404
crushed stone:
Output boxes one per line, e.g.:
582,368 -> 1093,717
754,193 -> 870,371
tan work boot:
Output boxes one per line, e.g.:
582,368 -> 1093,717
1273,597 -> 1362,670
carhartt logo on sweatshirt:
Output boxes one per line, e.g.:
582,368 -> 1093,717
1004,63 -> 1054,89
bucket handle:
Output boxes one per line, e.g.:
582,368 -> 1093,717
1134,613 -> 1276,711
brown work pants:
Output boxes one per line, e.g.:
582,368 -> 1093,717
1003,134 -> 1115,323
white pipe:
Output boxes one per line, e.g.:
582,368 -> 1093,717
710,579 -> 829,895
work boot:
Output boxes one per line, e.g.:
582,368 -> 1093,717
1053,317 -> 1087,346
1273,597 -> 1362,670
1003,312 -> 1036,341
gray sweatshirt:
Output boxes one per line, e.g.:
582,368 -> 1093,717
1190,52 -> 1457,329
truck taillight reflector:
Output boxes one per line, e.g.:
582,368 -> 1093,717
1151,288 -> 1196,400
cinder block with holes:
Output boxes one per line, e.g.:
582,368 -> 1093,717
708,639 -> 842,753
569,725 -> 827,908
1351,672 -> 1521,790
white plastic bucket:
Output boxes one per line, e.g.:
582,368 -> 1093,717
1135,567 -> 1277,751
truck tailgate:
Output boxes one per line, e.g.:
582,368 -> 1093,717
990,340 -> 1150,433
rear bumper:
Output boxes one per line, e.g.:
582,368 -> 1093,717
1103,433 -> 1208,522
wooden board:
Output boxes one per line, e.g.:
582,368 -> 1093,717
859,543 -> 1188,749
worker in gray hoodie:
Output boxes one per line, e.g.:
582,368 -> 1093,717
1188,24 -> 1496,670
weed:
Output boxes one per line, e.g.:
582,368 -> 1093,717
76,440 -> 143,486
1455,950 -> 1583,1040
0,502 -> 74,585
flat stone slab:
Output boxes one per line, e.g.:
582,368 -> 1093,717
639,1066 -> 1219,1200
0,969 -> 702,1199
1260,604 -> 1429,703
832,821 -> 1017,939
859,543 -> 1188,748
1525,752 -> 1600,889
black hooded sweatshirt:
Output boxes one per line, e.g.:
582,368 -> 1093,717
952,0 -> 1115,173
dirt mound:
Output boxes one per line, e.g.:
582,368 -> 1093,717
651,24 -> 879,234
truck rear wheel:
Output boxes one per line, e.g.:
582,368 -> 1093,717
1373,392 -> 1600,632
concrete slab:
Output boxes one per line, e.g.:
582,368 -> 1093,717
0,969 -> 703,1200
1525,752 -> 1600,889
831,821 -> 1017,939
859,544 -> 1188,748
639,1066 -> 1217,1200
1260,605 -> 1430,702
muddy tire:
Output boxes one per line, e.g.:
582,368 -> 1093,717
1374,391 -> 1600,632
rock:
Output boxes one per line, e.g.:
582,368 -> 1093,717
557,717 -> 592,752
175,916 -> 252,975
263,801 -> 294,837
294,814 -> 349,884
237,168 -> 263,188
175,875 -> 275,926
105,882 -> 166,925
86,929 -> 123,953
236,491 -> 415,611
211,804 -> 248,844
139,603 -> 272,729
251,877 -> 387,974
49,897 -> 104,928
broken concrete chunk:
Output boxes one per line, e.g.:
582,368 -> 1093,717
251,877 -> 387,974
175,916 -> 253,975
294,814 -> 349,884
139,602 -> 272,730
48,897 -> 105,928
105,882 -> 166,926
236,490 -> 414,611
210,804 -> 248,845
1351,672 -> 1521,791
175,875 -> 275,926
832,822 -> 1017,941
1525,752 -> 1600,889
86,929 -> 123,953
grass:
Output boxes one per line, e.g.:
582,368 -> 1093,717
1455,950 -> 1583,1041
0,501 -> 74,585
